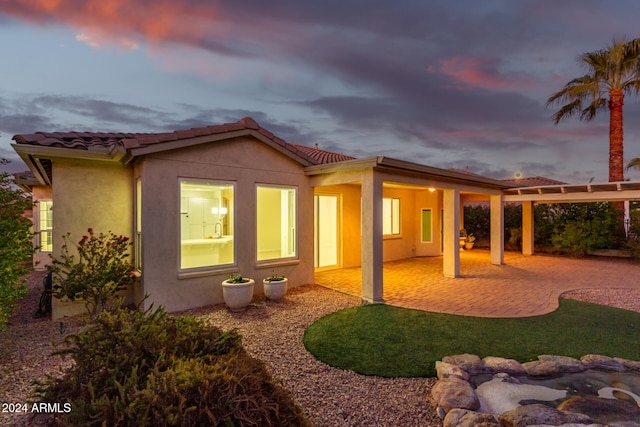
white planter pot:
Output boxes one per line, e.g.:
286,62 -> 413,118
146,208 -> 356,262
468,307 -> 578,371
263,278 -> 288,301
464,242 -> 475,250
222,279 -> 255,312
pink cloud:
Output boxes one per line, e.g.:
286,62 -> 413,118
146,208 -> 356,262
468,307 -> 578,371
437,56 -> 535,91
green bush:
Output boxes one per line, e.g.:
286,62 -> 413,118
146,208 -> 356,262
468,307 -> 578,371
48,228 -> 136,318
0,162 -> 32,328
35,307 -> 310,427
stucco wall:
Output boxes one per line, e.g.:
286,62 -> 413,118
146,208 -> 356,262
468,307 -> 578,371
138,137 -> 314,313
51,158 -> 134,319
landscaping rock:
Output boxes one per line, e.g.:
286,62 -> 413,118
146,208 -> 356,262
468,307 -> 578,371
436,361 -> 470,381
580,354 -> 626,371
431,377 -> 480,414
498,403 -> 593,427
443,408 -> 499,427
442,353 -> 485,375
557,396 -> 640,425
522,360 -> 563,377
483,356 -> 526,375
537,355 -> 586,373
615,357 -> 640,373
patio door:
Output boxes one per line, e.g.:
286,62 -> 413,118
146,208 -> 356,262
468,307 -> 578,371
314,194 -> 339,269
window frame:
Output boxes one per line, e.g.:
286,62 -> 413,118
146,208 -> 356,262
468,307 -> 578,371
255,184 -> 299,264
178,178 -> 237,273
382,197 -> 401,236
38,199 -> 53,253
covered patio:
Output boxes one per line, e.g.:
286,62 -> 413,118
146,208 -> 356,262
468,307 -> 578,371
314,250 -> 640,317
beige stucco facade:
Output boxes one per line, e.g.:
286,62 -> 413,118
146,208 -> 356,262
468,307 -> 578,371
12,118 -> 515,319
135,137 -> 315,313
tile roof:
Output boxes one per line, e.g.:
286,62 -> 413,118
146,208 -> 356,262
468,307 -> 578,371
502,176 -> 567,187
12,117 -> 354,166
290,143 -> 355,164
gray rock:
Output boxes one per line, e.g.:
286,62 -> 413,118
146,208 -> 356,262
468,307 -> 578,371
498,403 -> 593,427
557,396 -> 640,425
431,377 -> 480,413
436,361 -> 470,381
483,356 -> 526,375
523,360 -> 563,377
538,355 -> 586,373
443,408 -> 499,427
615,357 -> 640,373
442,353 -> 485,375
580,354 -> 626,372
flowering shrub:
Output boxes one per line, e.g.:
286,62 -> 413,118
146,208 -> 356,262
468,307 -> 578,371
48,228 -> 135,318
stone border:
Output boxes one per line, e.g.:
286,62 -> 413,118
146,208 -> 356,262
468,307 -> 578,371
430,353 -> 640,426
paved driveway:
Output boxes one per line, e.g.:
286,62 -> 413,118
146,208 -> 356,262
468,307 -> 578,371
314,250 -> 640,317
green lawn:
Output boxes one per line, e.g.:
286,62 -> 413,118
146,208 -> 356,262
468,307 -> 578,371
303,299 -> 640,378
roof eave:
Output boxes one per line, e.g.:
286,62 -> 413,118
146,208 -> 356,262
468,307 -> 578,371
126,129 -> 315,167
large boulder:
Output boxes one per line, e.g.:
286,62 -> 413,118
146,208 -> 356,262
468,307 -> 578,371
436,361 -> 470,381
522,360 -> 563,377
443,408 -> 499,427
537,355 -> 586,373
580,354 -> 626,372
431,377 -> 480,414
483,356 -> 526,375
442,353 -> 485,375
557,396 -> 640,425
498,403 -> 593,427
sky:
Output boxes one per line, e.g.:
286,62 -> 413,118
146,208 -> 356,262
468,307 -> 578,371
1,0 -> 640,184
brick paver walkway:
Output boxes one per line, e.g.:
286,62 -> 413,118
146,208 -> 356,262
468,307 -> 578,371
314,250 -> 640,317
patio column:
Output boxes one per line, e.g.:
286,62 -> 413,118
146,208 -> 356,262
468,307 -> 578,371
361,169 -> 383,303
522,201 -> 534,255
490,194 -> 504,265
443,188 -> 460,278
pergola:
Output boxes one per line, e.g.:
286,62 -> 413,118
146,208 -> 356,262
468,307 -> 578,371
503,181 -> 640,255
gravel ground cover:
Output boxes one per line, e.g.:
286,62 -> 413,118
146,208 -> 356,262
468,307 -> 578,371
2,270 -> 639,426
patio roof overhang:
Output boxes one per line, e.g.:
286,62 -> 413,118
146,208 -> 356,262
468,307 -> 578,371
305,156 -> 514,192
503,181 -> 640,203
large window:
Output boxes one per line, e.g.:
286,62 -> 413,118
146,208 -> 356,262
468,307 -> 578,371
39,200 -> 53,252
135,179 -> 142,270
180,180 -> 234,270
256,186 -> 297,261
383,198 -> 400,235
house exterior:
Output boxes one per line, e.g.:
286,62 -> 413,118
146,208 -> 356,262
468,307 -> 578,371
13,117 -> 515,319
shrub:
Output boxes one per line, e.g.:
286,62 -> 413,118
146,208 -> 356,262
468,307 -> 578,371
35,306 -> 310,427
48,228 -> 136,318
0,162 -> 32,329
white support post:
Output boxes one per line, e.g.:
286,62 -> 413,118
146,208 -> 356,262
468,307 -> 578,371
361,170 -> 383,302
490,194 -> 504,265
443,188 -> 460,278
522,201 -> 534,256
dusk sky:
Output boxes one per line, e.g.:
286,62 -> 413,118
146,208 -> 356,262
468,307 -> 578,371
2,0 -> 640,184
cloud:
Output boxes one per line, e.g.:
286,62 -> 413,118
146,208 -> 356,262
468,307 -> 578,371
436,56 -> 536,91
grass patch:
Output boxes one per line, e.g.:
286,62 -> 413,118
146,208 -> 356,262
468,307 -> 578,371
303,299 -> 640,378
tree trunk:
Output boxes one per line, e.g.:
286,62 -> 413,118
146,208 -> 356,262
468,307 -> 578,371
609,89 -> 624,182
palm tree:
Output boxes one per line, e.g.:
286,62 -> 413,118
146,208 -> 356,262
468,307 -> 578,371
546,38 -> 640,182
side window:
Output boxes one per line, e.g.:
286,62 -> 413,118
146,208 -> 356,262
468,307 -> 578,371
256,186 -> 297,261
383,198 -> 400,235
39,200 -> 53,252
180,180 -> 235,270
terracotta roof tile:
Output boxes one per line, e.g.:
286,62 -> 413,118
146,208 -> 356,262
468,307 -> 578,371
502,176 -> 567,187
12,117 -> 355,166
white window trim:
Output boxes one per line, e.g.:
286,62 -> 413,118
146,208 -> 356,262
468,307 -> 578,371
255,183 -> 299,264
178,178 -> 237,273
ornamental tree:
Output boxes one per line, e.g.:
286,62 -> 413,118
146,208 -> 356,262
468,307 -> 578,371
0,160 -> 33,329
48,228 -> 136,318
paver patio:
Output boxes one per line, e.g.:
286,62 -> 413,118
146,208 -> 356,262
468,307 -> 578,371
314,250 -> 640,317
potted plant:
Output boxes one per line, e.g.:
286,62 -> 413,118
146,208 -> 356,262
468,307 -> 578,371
459,229 -> 468,249
464,234 -> 476,250
221,274 -> 255,312
263,271 -> 288,301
